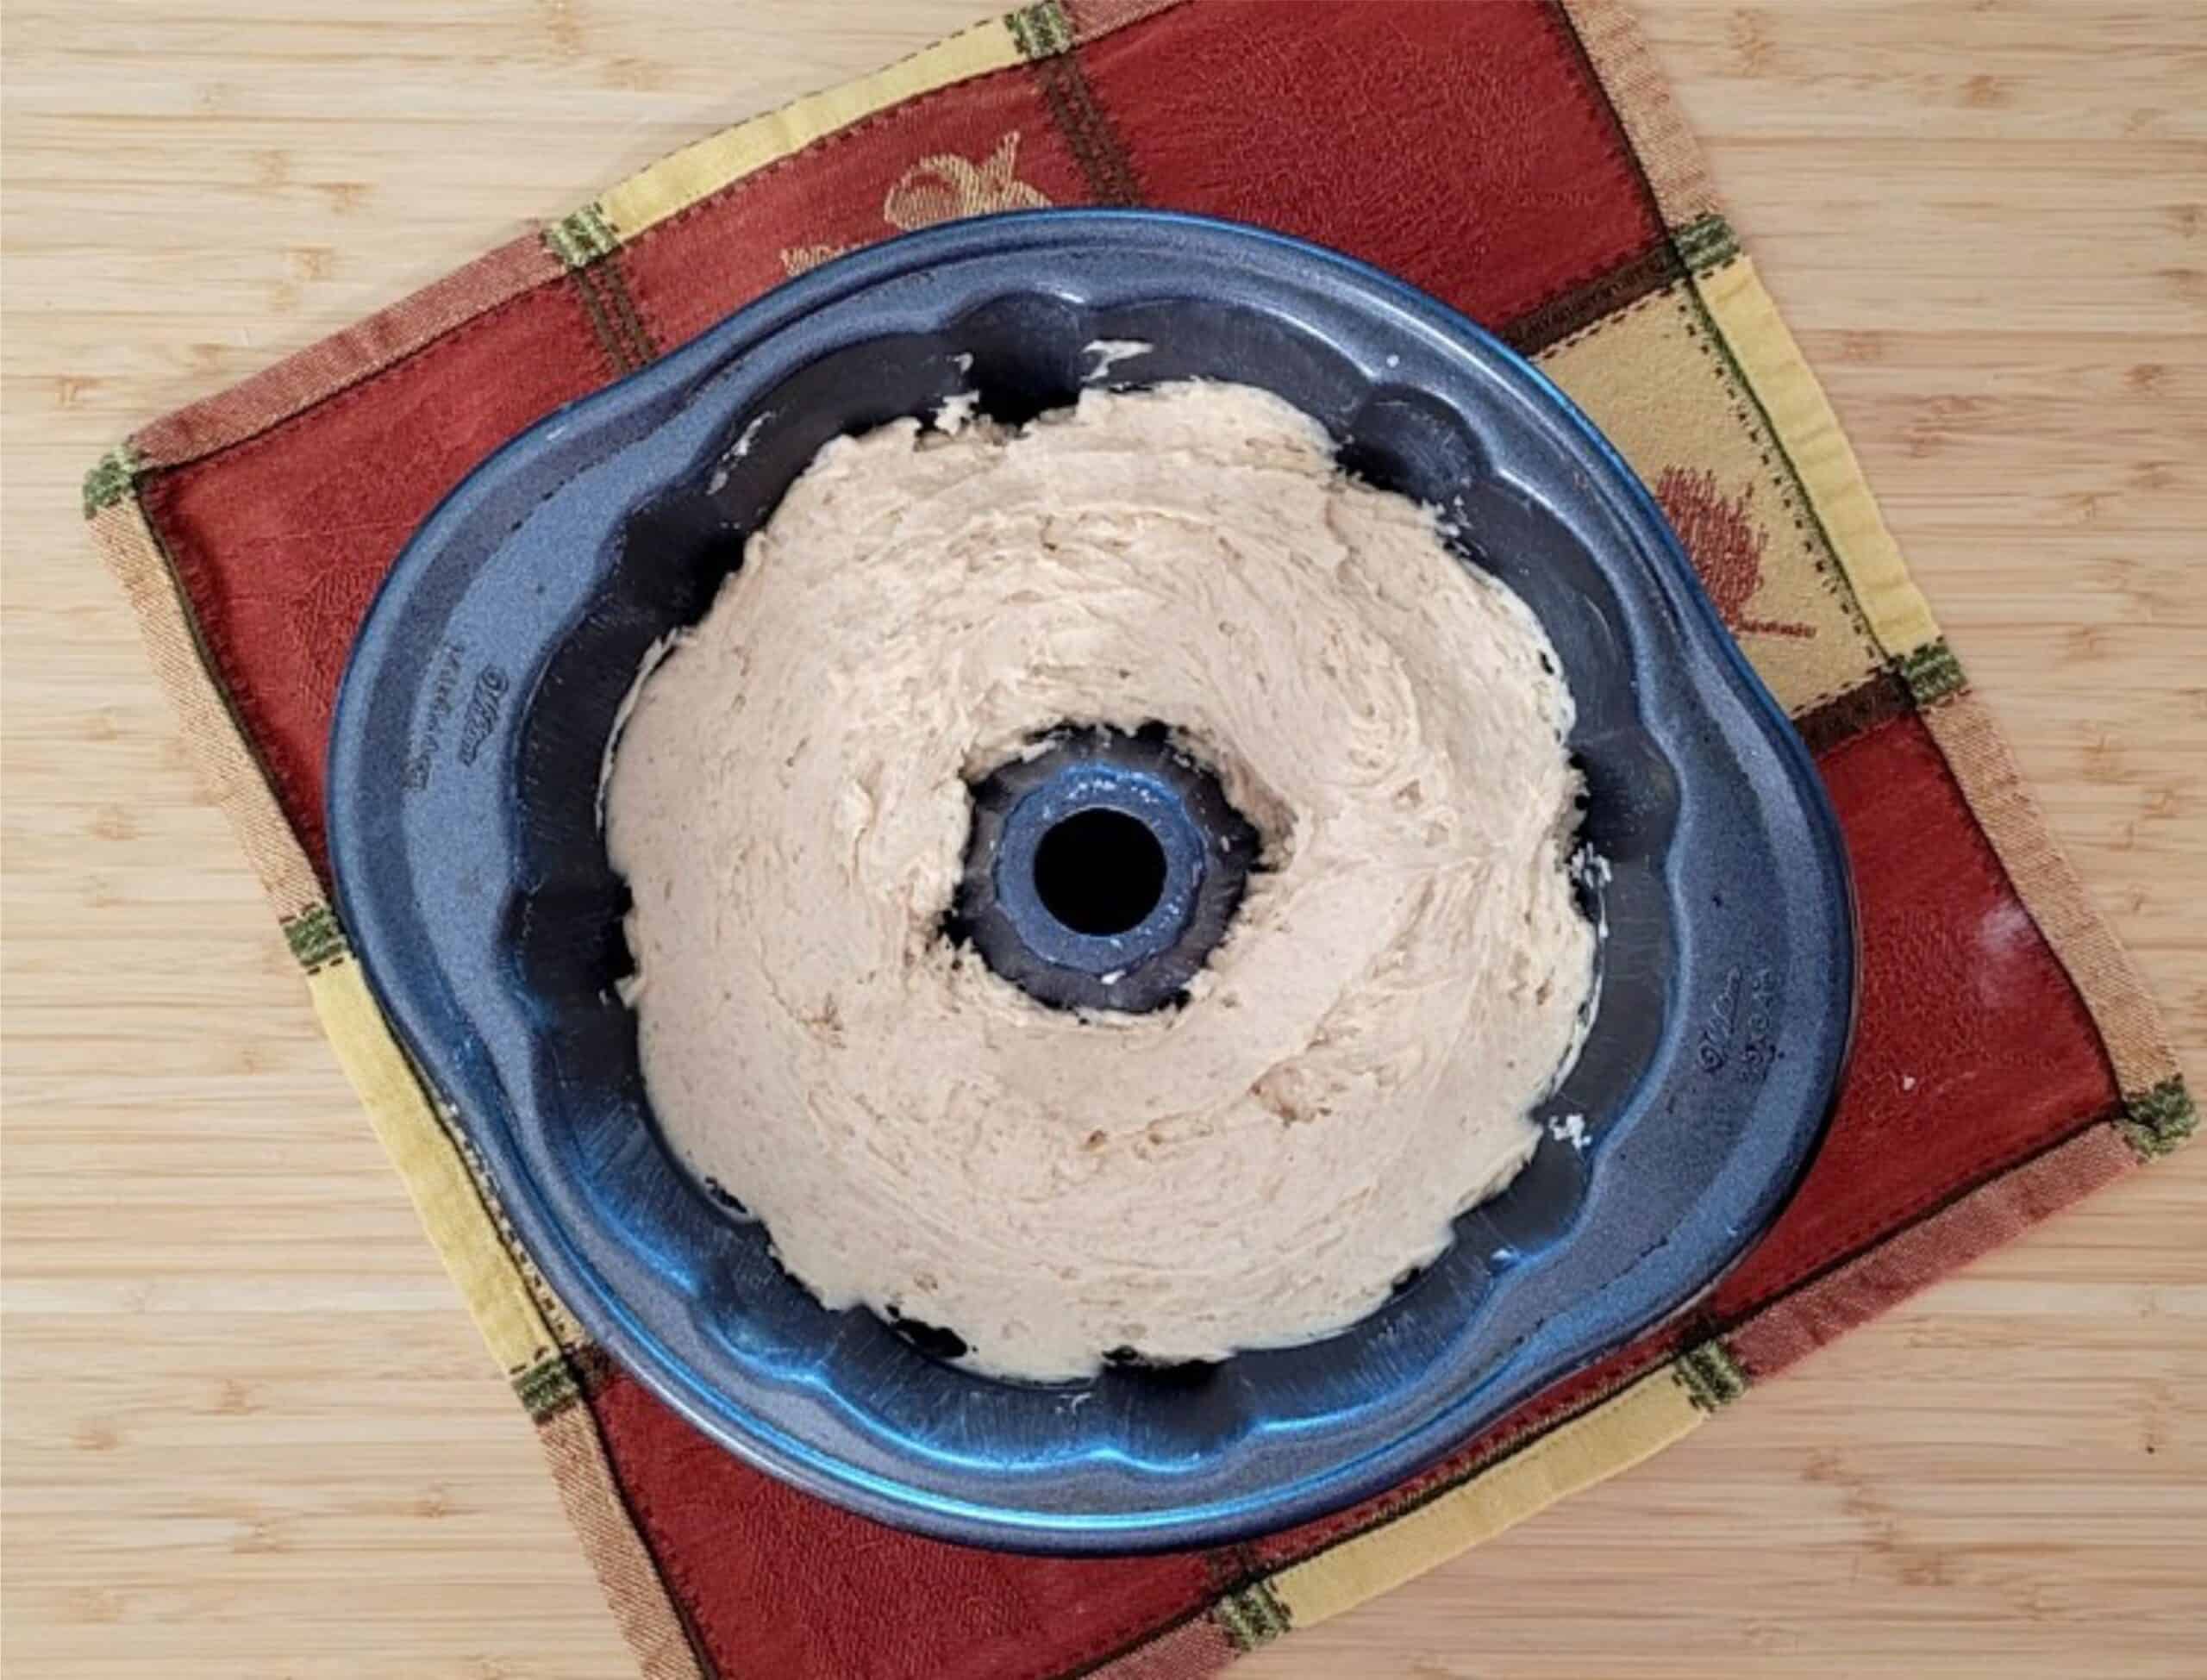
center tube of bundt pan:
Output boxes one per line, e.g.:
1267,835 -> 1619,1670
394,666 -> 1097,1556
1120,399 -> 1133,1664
952,725 -> 1259,1014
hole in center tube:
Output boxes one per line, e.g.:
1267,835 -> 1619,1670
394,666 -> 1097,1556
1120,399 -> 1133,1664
1033,809 -> 1167,937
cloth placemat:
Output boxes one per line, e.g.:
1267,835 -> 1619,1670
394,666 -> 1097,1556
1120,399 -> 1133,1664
84,3 -> 2191,1676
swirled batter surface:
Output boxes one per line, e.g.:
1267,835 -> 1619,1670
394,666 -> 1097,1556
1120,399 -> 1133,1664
605,382 -> 1594,1380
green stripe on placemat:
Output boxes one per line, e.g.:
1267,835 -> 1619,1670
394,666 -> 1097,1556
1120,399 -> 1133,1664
1214,1578 -> 1292,1652
1898,638 -> 1969,708
543,203 -> 655,373
1006,0 -> 1075,60
1674,212 -> 1740,275
82,444 -> 141,518
516,1351 -> 585,1421
2118,1077 -> 2197,1160
1674,1340 -> 1749,1412
546,203 -> 622,271
282,903 -> 347,971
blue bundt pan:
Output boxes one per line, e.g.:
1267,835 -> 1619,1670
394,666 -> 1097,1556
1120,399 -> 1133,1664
328,210 -> 1854,1552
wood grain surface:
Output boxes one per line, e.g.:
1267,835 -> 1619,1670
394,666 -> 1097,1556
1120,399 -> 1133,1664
3,3 -> 2201,1675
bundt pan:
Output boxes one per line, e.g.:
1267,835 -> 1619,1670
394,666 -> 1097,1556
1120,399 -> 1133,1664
328,210 -> 1855,1552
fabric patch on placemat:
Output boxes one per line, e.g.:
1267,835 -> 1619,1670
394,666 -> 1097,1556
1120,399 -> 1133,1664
1535,277 -> 1885,714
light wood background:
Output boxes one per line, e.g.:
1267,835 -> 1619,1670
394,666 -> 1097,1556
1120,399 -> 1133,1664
3,3 -> 2201,1675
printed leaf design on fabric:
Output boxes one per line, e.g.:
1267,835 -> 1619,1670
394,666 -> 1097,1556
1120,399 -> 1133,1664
778,244 -> 850,277
779,131 -> 1053,276
885,131 -> 1052,228
284,561 -> 388,710
1654,465 -> 1814,640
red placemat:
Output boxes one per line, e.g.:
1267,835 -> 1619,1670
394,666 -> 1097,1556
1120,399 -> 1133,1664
85,3 -> 2191,1677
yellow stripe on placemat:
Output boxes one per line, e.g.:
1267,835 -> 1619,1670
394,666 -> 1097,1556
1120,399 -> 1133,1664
309,960 -> 703,1676
309,960 -> 557,1376
1697,257 -> 1941,659
597,18 -> 1023,242
1266,1366 -> 1704,1628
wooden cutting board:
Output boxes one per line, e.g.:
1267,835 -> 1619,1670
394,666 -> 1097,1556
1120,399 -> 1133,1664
3,3 -> 2200,1675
